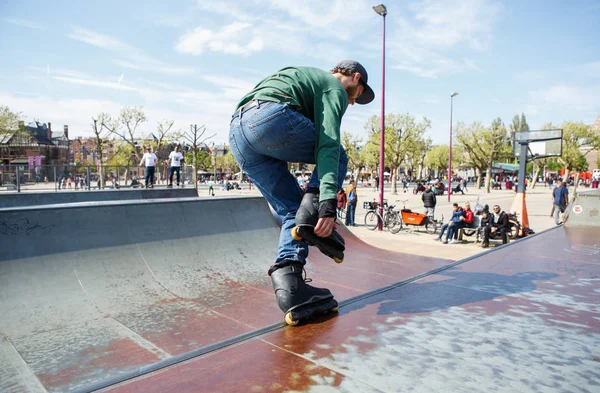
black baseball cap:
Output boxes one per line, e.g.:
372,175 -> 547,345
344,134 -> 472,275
334,60 -> 375,105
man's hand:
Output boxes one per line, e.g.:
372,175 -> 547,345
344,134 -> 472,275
491,227 -> 497,232
315,198 -> 337,237
315,217 -> 336,237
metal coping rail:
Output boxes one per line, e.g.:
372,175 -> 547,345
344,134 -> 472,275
75,224 -> 560,393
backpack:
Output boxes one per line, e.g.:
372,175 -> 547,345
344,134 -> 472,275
348,189 -> 357,203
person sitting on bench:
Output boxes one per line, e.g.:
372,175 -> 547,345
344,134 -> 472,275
482,204 -> 509,248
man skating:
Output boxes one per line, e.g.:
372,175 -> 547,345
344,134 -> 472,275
229,60 -> 374,325
167,145 -> 184,188
139,147 -> 158,188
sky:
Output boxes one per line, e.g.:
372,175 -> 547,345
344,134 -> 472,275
1,0 -> 599,145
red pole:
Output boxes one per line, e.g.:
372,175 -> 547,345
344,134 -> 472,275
377,13 -> 386,230
448,96 -> 453,202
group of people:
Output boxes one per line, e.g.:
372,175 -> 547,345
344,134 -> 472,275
138,145 -> 184,188
434,201 -> 509,248
423,183 -> 510,248
336,179 -> 358,227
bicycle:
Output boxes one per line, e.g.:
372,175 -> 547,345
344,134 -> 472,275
363,200 -> 403,233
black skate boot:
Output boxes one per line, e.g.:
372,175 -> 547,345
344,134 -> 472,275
291,191 -> 345,263
269,262 -> 339,326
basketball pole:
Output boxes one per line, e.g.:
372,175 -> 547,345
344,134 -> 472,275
510,141 -> 530,236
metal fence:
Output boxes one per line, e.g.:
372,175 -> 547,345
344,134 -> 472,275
0,164 -> 193,192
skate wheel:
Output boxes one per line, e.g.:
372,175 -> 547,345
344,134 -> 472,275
291,226 -> 302,241
333,256 -> 343,264
331,306 -> 339,312
285,312 -> 299,326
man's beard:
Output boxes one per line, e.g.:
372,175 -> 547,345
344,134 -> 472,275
345,83 -> 361,99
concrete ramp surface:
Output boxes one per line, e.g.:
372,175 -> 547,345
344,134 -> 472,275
0,188 -> 197,208
0,197 -> 450,392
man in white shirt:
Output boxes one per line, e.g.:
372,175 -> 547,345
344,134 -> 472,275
139,147 -> 158,188
167,145 -> 184,187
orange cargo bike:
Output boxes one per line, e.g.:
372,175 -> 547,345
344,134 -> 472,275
397,199 -> 439,234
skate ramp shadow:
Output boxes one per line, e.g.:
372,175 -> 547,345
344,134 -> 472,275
343,269 -> 559,316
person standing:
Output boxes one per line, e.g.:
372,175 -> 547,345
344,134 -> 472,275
229,60 -> 374,324
167,145 -> 184,188
345,179 -> 358,226
336,188 -> 347,219
551,181 -> 569,225
421,184 -> 437,219
139,147 -> 158,188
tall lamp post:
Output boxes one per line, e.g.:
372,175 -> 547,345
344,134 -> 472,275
373,3 -> 387,230
448,91 -> 458,202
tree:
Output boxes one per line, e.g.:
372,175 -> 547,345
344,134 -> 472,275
102,106 -> 148,161
184,124 -> 215,190
363,113 -> 431,194
341,132 -> 364,177
425,145 -> 449,177
91,114 -> 114,189
455,119 -> 511,193
559,121 -> 600,192
0,105 -> 21,134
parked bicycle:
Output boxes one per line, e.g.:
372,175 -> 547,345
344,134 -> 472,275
363,200 -> 402,233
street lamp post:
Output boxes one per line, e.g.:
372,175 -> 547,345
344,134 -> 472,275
373,3 -> 387,230
448,92 -> 458,202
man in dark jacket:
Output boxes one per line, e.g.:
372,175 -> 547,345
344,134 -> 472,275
482,204 -> 509,248
421,184 -> 437,219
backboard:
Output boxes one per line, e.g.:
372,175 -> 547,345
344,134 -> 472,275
513,129 -> 563,160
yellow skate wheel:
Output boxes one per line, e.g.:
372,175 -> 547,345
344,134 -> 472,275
291,226 -> 302,241
285,312 -> 299,326
333,256 -> 343,264
331,306 -> 339,312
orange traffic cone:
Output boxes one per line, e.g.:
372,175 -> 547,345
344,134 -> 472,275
510,192 -> 530,237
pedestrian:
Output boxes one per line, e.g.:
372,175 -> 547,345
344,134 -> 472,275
167,145 -> 184,188
139,147 -> 158,188
207,178 -> 215,196
336,188 -> 347,219
551,181 -> 569,225
345,179 -> 358,226
421,184 -> 436,219
229,60 -> 374,324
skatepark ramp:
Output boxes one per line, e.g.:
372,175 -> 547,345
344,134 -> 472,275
0,188 -> 197,208
564,189 -> 600,227
0,196 -> 451,393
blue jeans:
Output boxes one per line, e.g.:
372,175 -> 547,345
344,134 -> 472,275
145,166 -> 155,186
169,166 -> 181,185
345,203 -> 356,226
447,222 -> 465,241
229,101 -> 348,265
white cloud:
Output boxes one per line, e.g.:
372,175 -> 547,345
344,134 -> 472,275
176,22 -> 264,56
68,27 -> 131,51
530,85 -> 600,113
424,96 -> 441,105
2,17 -> 44,30
67,27 -> 198,76
390,0 -> 501,78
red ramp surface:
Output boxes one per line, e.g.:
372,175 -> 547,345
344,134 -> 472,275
104,225 -> 600,393
0,196 -> 450,393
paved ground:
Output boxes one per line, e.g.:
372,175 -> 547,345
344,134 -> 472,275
202,181 -> 561,261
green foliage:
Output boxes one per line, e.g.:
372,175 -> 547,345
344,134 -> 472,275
106,140 -> 136,166
560,121 -> 600,171
0,105 -> 21,134
455,118 -> 512,192
185,150 -> 211,171
363,112 -> 431,170
425,145 -> 450,172
341,132 -> 364,173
